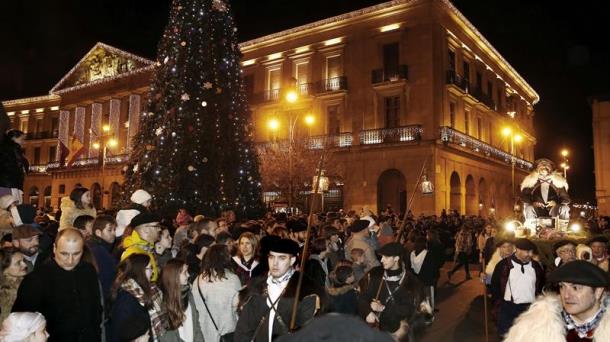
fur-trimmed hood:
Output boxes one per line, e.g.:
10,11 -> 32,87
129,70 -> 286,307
504,293 -> 610,342
520,171 -> 569,191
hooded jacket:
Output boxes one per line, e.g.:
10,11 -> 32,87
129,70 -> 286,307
115,203 -> 149,237
504,294 -> 610,342
58,196 -> 96,230
121,230 -> 158,282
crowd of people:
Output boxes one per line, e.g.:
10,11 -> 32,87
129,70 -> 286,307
0,182 -> 609,341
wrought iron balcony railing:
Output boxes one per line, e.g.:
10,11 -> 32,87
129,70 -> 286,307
28,164 -> 48,173
446,70 -> 470,92
297,83 -> 314,96
316,77 -> 348,93
371,65 -> 409,84
360,125 -> 422,145
439,126 -> 533,170
104,154 -> 129,165
308,133 -> 353,149
250,88 -> 281,104
25,131 -> 58,140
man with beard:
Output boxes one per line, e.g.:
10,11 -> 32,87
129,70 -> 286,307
358,242 -> 431,338
12,224 -> 49,273
234,239 -> 321,342
12,228 -> 102,341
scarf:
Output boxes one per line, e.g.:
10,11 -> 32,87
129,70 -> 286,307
269,267 -> 295,285
232,255 -> 259,276
309,254 -> 330,288
511,254 -> 530,274
562,297 -> 608,338
121,278 -> 166,341
410,249 -> 428,274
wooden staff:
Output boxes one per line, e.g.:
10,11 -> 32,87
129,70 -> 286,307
289,148 -> 326,331
395,155 -> 430,243
482,259 -> 489,342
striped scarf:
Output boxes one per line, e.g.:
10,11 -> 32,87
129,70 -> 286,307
121,278 -> 166,341
561,296 -> 608,338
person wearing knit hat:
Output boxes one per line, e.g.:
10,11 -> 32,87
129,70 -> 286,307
234,238 -> 321,342
490,237 -> 545,339
588,236 -> 609,272
0,312 -> 48,342
504,260 -> 610,341
115,189 -> 152,238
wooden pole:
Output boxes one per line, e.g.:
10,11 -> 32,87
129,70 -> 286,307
482,260 -> 489,342
289,148 -> 326,330
395,155 -> 430,243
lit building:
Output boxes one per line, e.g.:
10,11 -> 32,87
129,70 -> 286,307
3,0 -> 538,217
592,95 -> 610,215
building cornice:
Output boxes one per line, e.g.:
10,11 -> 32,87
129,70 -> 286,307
2,95 -> 61,108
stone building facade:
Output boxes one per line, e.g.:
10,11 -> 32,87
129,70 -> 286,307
592,96 -> 610,216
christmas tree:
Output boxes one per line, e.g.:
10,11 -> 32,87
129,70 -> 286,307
123,0 -> 264,218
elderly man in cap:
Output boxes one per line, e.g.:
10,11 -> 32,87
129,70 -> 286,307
12,224 -> 50,273
345,219 -> 380,273
491,238 -> 545,338
234,238 -> 321,342
504,260 -> 610,341
520,158 -> 570,228
554,239 -> 578,268
358,242 -> 430,337
588,236 -> 609,272
120,212 -> 161,281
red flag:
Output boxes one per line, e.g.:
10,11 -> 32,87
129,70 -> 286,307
66,135 -> 85,166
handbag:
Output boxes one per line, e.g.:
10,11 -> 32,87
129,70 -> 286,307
197,277 -> 235,342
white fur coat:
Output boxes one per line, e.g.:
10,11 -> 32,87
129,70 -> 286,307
504,293 -> 610,342
520,171 -> 569,191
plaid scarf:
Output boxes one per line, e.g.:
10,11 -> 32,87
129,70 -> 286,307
561,297 -> 608,338
121,278 -> 166,341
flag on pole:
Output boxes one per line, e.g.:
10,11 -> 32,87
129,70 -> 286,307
65,135 -> 85,166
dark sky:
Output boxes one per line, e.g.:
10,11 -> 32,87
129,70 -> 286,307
1,0 -> 608,202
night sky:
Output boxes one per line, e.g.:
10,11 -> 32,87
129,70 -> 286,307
1,0 -> 608,203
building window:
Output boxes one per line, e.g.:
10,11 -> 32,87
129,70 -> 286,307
448,49 -> 456,71
487,80 -> 493,96
51,117 -> 59,137
325,55 -> 342,90
295,62 -> 309,94
488,122 -> 493,145
49,146 -> 57,162
450,102 -> 456,128
497,88 -> 503,110
36,118 -> 43,133
464,109 -> 470,134
463,61 -> 470,81
384,96 -> 400,128
327,105 -> 341,135
476,71 -> 482,91
383,43 -> 399,76
477,117 -> 482,139
20,120 -> 28,133
34,147 -> 41,165
59,184 -> 66,194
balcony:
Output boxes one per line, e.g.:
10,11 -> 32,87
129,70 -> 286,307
316,77 -> 347,93
308,133 -> 353,149
105,154 -> 129,165
250,88 -> 281,104
371,65 -> 408,84
446,70 -> 470,92
297,83 -> 314,96
471,88 -> 497,111
28,164 -> 48,174
439,126 -> 533,170
25,131 -> 58,140
360,125 -> 422,145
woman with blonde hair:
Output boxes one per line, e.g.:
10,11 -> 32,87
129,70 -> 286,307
0,312 -> 48,342
231,232 -> 260,285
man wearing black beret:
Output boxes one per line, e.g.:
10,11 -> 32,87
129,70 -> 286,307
358,242 -> 431,337
344,219 -> 380,274
588,236 -> 609,272
235,238 -> 322,342
491,238 -> 545,338
120,212 -> 162,281
504,260 -> 610,341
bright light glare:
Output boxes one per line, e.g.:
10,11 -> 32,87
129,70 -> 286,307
570,223 -> 581,232
108,138 -> 118,147
285,90 -> 298,103
502,127 -> 512,137
514,134 -> 523,143
92,142 -> 100,149
304,115 -> 315,126
102,124 -> 110,132
505,221 -> 517,232
267,118 -> 280,131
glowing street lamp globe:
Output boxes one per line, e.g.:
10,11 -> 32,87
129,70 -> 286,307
267,118 -> 280,131
304,115 -> 315,126
285,90 -> 298,103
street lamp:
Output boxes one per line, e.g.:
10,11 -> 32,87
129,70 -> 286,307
560,148 -> 569,179
502,126 -> 523,201
92,124 -> 117,209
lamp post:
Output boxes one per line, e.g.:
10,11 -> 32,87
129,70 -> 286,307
267,89 -> 315,213
502,126 -> 523,201
92,124 -> 117,209
560,149 -> 569,179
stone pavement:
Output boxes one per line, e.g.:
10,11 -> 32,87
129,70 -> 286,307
420,262 -> 501,342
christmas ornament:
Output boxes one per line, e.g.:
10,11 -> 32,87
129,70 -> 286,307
212,0 -> 227,12
155,127 -> 164,136
202,157 -> 208,163
201,101 -> 208,107
171,132 -> 177,137
180,41 -> 187,47
188,165 -> 196,172
164,56 -> 170,64
203,82 -> 213,89
181,93 -> 190,101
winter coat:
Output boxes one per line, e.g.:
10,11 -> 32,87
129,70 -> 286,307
109,288 -> 150,342
12,260 -> 102,342
490,256 -> 545,305
159,292 -> 204,342
232,256 -> 259,285
304,255 -> 330,289
345,234 -> 380,273
88,237 -> 118,301
0,276 -> 22,324
0,139 -> 28,190
59,196 -> 96,230
504,294 -> 610,342
121,230 -> 159,282
115,203 -> 148,237
327,284 -> 359,315
520,172 -> 570,205
192,271 -> 241,342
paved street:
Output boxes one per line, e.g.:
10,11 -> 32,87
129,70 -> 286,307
421,262 -> 500,342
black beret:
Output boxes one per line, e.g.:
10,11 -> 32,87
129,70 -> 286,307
514,238 -> 536,251
268,238 -> 300,256
259,235 -> 281,256
548,260 -> 610,287
130,212 -> 161,228
553,239 -> 577,252
350,219 -> 370,233
588,236 -> 609,245
287,219 -> 308,233
377,242 -> 404,257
